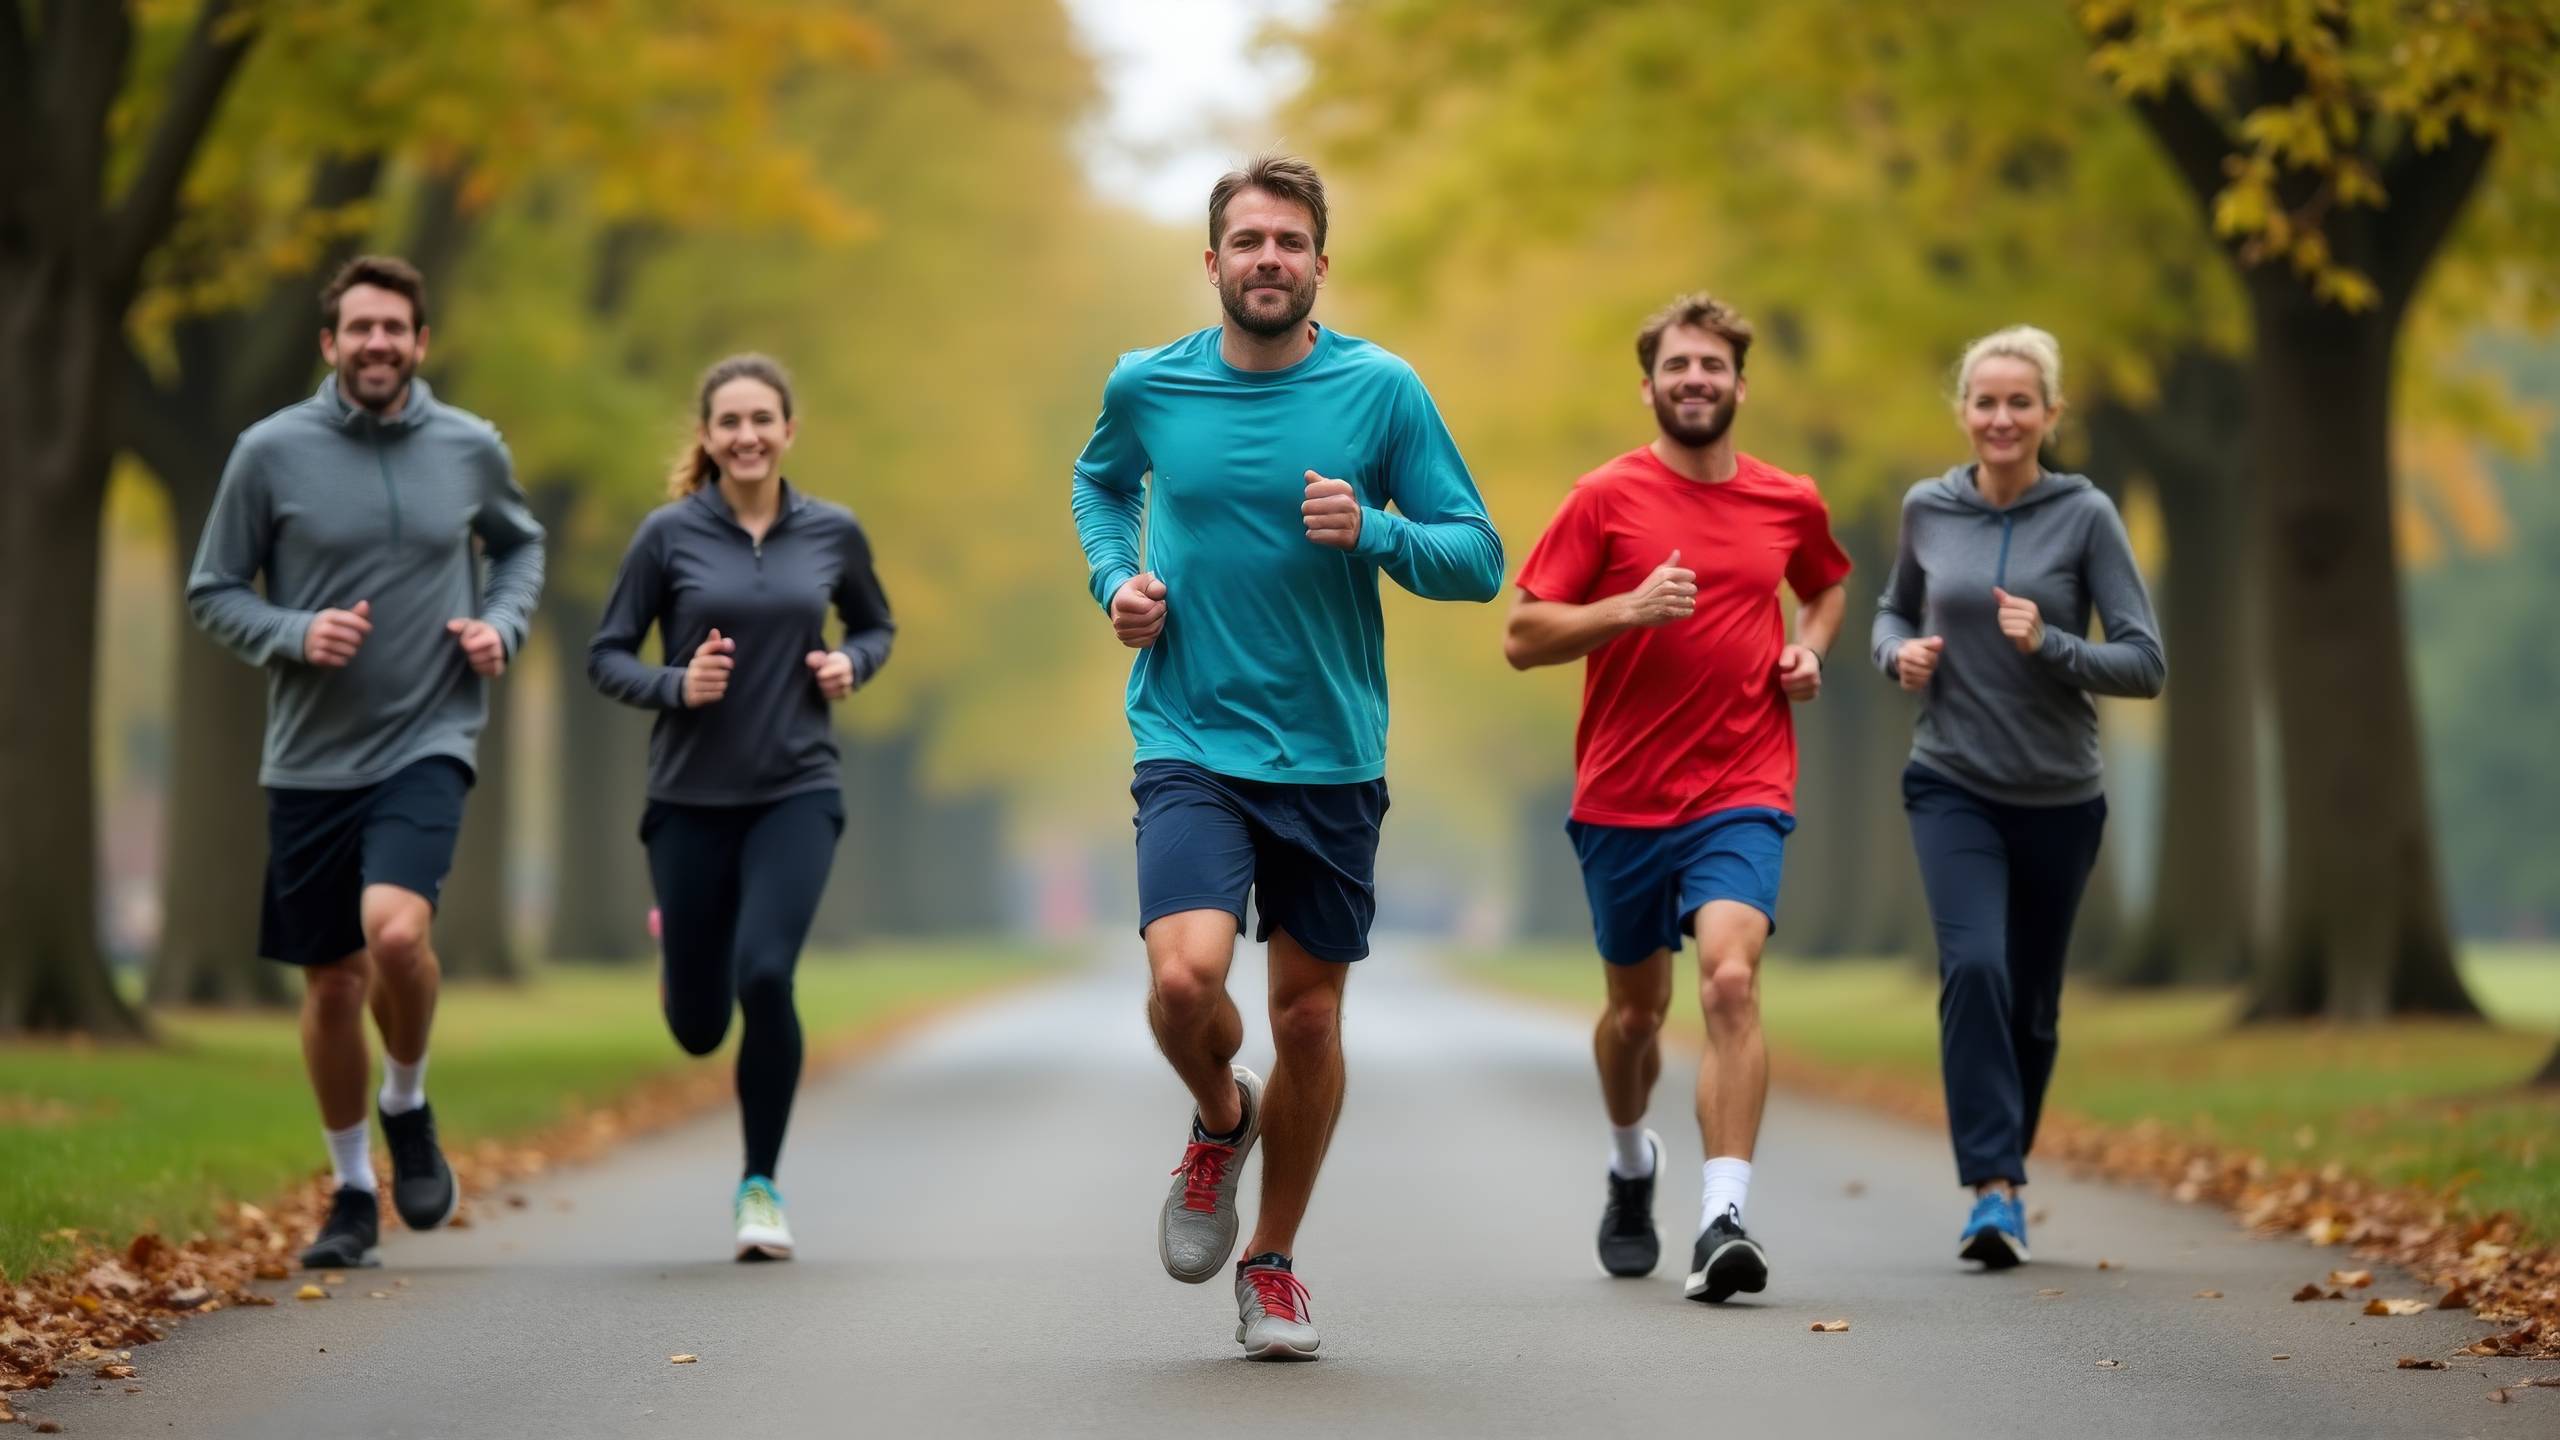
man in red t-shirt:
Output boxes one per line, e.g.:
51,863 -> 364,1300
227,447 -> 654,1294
1503,293 -> 1851,1305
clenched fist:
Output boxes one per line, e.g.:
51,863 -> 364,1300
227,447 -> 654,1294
1301,471 -> 1361,550
1776,643 -> 1823,702
447,617 -> 507,677
1992,587 -> 2045,654
305,599 -> 372,668
685,628 -> 735,707
1896,635 -> 1945,692
807,649 -> 856,700
1111,572 -> 1168,649
1619,550 -> 1696,628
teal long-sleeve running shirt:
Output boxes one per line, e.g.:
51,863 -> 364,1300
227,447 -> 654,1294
1070,325 -> 1504,784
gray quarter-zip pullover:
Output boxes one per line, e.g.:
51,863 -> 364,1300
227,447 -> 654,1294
188,377 -> 547,789
587,481 -> 895,805
1870,465 -> 2165,805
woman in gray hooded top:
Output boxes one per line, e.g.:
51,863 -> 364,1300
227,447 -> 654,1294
1871,326 -> 2164,1270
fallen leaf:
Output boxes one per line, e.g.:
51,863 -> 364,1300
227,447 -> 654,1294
123,1387 -> 141,1395
72,1295 -> 101,1314
164,1285 -> 210,1309
33,1421 -> 62,1434
2365,1298 -> 2429,1317
253,1262 -> 288,1281
2328,1289 -> 2348,1300
393,1277 -> 412,1288
2097,1258 -> 2118,1270
2037,1288 -> 2067,1299
368,1291 -> 390,1300
2329,1268 -> 2375,1289
322,1273 -> 346,1287
2293,1283 -> 2327,1302
2273,1354 -> 2291,1361
2306,1216 -> 2348,1246
2096,1359 -> 2123,1369
294,1284 -> 327,1301
2487,1375 -> 2560,1403
2194,1290 -> 2224,1299
2437,1285 -> 2474,1310
506,1194 -> 529,1209
445,1212 -> 473,1230
1809,1320 -> 1850,1333
2396,1356 -> 2446,1370
95,1365 -> 135,1380
669,1353 -> 699,1364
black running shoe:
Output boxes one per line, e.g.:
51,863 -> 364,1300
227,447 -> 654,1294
1683,1206 -> 1769,1303
1596,1130 -> 1662,1278
299,1185 -> 381,1270
379,1102 -> 460,1231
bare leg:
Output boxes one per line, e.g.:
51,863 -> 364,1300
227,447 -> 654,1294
302,950 -> 376,1131
1145,908 -> 1246,1133
1692,901 -> 1772,1161
361,884 -> 440,1067
1244,930 -> 1350,1258
1596,949 -> 1673,1126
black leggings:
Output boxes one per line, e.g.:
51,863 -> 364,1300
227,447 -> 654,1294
642,790 -> 842,1182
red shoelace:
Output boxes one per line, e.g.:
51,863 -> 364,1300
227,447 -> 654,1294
1244,1267 -> 1311,1324
1171,1140 -> 1234,1213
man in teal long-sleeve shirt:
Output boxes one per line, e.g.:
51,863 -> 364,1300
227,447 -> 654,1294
1070,155 -> 1502,1362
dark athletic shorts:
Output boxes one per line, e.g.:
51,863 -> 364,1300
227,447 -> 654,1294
1130,760 -> 1388,963
260,757 -> 473,967
1567,806 -> 1794,966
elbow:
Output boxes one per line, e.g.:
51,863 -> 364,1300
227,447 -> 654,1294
1502,635 -> 1535,671
2137,653 -> 2168,699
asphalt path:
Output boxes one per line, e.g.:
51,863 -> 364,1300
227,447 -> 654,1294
29,942 -> 2547,1438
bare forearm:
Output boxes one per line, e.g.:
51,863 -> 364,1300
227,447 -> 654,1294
1504,595 -> 1633,670
1794,584 -> 1848,660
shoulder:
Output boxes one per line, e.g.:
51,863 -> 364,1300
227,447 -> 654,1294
1325,330 -> 1426,390
426,402 -> 513,474
1737,453 -> 1831,509
1105,327 -> 1218,395
1899,476 -> 1944,513
630,496 -> 704,549
234,395 -> 331,460
798,494 -> 868,539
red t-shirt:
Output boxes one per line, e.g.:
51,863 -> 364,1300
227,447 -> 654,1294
1515,447 -> 1853,826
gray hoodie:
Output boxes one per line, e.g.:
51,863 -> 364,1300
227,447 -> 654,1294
1870,466 -> 2164,805
188,377 -> 546,789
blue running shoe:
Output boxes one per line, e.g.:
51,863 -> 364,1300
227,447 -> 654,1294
735,1176 -> 793,1262
1959,1192 -> 2028,1268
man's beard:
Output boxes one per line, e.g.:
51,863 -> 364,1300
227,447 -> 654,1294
1654,390 -> 1736,448
1219,269 -> 1318,337
339,354 -> 416,412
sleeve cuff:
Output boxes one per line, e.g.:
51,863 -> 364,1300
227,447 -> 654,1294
1093,564 -> 1139,612
1350,507 -> 1399,560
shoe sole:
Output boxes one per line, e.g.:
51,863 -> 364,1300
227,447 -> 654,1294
1683,1239 -> 1769,1303
1237,1327 -> 1321,1362
735,1243 -> 793,1263
1960,1228 -> 2029,1268
298,1246 -> 381,1271
1159,1066 -> 1264,1284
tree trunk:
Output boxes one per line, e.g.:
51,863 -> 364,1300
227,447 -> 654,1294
2242,290 -> 2475,1020
2086,362 -> 2262,989
437,676 -> 521,981
0,275 -> 144,1035
146,458 -> 286,1005
544,588 -> 651,962
2535,1041 -> 2560,1088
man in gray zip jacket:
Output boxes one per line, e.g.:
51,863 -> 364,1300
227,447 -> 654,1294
187,255 -> 544,1270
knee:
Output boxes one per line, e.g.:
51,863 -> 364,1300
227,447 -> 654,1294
1700,957 -> 1757,1025
366,911 -> 432,979
1940,944 -> 2007,993
1149,953 -> 1226,1024
1606,996 -> 1668,1047
737,964 -> 796,1023
304,965 -> 371,1025
1270,988 -> 1342,1056
667,1006 -> 730,1057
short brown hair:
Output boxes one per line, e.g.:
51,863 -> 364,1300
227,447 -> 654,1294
321,255 -> 428,331
1209,155 -> 1329,254
1636,293 -> 1753,376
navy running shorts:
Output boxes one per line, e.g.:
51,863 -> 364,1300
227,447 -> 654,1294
1567,806 -> 1795,966
1130,759 -> 1388,963
260,756 -> 473,967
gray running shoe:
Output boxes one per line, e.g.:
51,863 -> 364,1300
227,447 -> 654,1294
1234,1254 -> 1320,1361
1158,1065 -> 1263,1284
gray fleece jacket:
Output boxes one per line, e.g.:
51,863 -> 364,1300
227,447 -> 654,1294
1870,465 -> 2165,805
188,377 -> 546,789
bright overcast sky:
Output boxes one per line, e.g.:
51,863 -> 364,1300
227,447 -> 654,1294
1065,0 -> 1329,225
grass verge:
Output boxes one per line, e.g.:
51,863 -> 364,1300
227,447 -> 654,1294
1464,945 -> 2560,1244
0,942 -> 1055,1281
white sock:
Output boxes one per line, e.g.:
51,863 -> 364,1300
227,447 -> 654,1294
326,1121 -> 377,1194
1701,1156 -> 1753,1231
1609,1125 -> 1655,1179
379,1054 -> 428,1117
